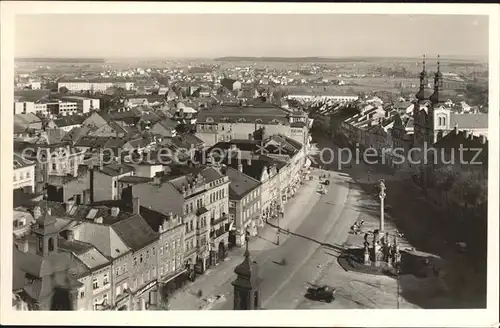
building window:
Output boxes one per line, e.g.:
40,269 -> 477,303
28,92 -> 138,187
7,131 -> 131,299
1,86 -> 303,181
159,246 -> 163,255
164,242 -> 169,253
134,257 -> 137,266
152,266 -> 156,277
103,274 -> 109,286
146,251 -> 150,259
92,278 -> 99,290
140,254 -> 143,263
123,264 -> 127,272
116,286 -> 121,297
152,247 -> 155,255
79,289 -> 85,299
160,266 -> 164,276
146,270 -> 150,281
102,294 -> 108,305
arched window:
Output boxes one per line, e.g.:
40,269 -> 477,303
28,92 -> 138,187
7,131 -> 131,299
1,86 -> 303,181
48,237 -> 54,252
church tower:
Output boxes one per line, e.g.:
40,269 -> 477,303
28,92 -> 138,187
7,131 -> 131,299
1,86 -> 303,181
414,55 -> 432,103
231,231 -> 262,310
32,207 -> 60,257
430,55 -> 445,107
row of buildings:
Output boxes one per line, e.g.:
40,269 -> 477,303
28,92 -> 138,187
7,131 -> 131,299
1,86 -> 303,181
12,98 -> 312,310
332,56 -> 488,196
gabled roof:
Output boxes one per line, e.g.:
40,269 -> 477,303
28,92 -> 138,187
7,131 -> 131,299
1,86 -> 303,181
14,113 -> 42,126
196,104 -> 289,124
53,115 -> 86,128
13,153 -> 35,169
225,166 -> 261,200
111,214 -> 159,251
155,118 -> 178,131
433,129 -> 488,164
98,163 -> 135,177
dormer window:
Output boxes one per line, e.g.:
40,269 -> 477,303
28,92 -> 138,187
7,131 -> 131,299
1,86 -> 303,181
255,118 -> 263,123
206,117 -> 214,123
237,118 -> 246,123
271,119 -> 280,124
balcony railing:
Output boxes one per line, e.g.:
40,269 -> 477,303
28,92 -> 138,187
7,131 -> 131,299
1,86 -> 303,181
210,224 -> 229,239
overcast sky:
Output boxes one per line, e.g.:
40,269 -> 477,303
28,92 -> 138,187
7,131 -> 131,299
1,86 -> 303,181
15,14 -> 489,59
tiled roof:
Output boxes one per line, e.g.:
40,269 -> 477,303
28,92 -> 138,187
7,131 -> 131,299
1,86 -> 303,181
225,166 -> 261,200
99,163 -> 135,177
196,104 -> 289,124
14,113 -> 42,125
170,133 -> 204,149
223,157 -> 269,181
200,166 -> 225,183
75,136 -> 110,148
449,113 -> 488,129
13,153 -> 35,169
156,118 -> 178,131
433,129 -> 488,164
111,214 -> 159,250
53,115 -> 86,128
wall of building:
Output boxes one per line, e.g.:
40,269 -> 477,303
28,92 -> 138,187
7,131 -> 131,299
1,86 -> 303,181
158,220 -> 184,282
91,266 -> 112,310
13,165 -> 35,192
132,165 -> 164,178
112,253 -> 131,308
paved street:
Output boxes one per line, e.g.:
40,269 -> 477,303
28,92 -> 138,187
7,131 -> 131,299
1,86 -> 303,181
167,137 -> 486,311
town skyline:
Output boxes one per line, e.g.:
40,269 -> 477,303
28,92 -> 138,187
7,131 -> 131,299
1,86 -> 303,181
15,14 -> 489,59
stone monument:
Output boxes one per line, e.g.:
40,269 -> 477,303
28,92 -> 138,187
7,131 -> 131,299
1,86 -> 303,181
363,233 -> 370,265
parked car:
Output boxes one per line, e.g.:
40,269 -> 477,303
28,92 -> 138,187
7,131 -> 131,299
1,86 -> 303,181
305,286 -> 335,303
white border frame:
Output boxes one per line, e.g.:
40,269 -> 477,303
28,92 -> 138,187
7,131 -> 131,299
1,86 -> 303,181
1,2 -> 499,327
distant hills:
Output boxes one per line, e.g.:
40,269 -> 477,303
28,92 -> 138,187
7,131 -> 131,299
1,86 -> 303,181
214,56 -> 366,63
15,58 -> 106,63
213,56 -> 486,63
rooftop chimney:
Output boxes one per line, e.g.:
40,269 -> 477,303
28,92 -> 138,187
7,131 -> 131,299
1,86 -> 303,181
65,198 -> 75,214
454,123 -> 459,135
94,217 -> 103,224
481,135 -> 487,144
111,207 -> 120,217
132,197 -> 140,215
118,167 -> 124,175
20,239 -> 30,253
247,157 -> 252,166
463,131 -> 469,139
238,163 -> 243,172
67,230 -> 74,242
469,133 -> 474,140
248,133 -> 253,140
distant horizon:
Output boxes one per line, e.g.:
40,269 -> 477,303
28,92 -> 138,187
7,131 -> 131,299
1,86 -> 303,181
14,54 -> 488,62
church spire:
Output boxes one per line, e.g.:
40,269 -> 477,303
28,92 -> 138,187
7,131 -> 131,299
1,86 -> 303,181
419,54 -> 427,86
430,55 -> 444,105
415,54 -> 430,102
